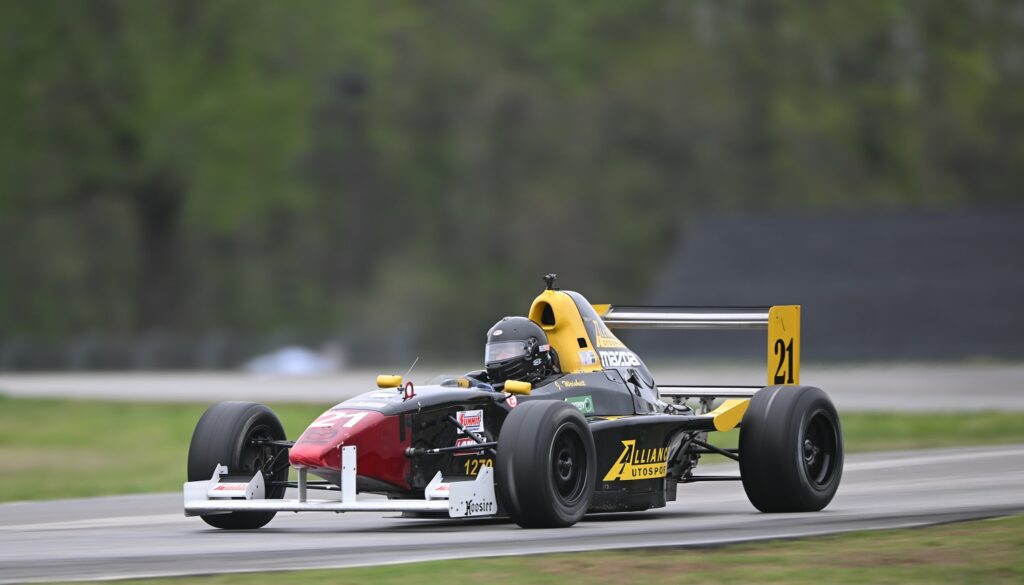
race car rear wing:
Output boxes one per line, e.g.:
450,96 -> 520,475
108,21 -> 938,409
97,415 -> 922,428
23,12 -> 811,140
593,304 -> 801,398
596,306 -> 773,330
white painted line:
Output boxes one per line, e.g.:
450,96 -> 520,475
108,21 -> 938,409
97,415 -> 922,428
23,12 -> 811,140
0,514 -> 183,533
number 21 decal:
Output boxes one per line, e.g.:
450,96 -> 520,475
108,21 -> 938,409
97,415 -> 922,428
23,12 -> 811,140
773,337 -> 794,384
308,410 -> 369,429
767,305 -> 800,386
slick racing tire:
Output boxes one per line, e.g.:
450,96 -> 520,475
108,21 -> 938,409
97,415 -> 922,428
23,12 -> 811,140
739,385 -> 843,512
496,400 -> 596,528
187,401 -> 289,529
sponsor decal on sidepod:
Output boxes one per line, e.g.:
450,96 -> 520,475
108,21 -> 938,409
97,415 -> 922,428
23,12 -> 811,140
456,409 -> 484,434
452,436 -> 482,456
566,395 -> 595,415
603,439 -> 669,481
599,350 -> 642,368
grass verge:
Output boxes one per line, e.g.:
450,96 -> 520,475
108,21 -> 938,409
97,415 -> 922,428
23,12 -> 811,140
708,409 -> 1024,453
53,515 -> 1024,585
0,395 -> 325,501
2,394 -> 1024,502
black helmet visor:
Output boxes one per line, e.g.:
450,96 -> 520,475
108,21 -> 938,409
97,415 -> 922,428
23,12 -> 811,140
485,341 -> 528,363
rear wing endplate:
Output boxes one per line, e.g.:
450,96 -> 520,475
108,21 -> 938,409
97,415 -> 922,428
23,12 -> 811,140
593,304 -> 801,389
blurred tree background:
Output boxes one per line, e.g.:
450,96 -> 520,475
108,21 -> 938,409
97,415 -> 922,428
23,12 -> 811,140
1,0 -> 1022,367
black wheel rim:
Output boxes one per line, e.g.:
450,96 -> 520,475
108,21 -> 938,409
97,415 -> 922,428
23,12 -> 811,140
801,410 -> 838,488
241,424 -> 288,491
550,424 -> 588,504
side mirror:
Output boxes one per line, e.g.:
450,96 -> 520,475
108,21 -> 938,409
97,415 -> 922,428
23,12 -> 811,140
376,374 -> 403,388
504,380 -> 532,395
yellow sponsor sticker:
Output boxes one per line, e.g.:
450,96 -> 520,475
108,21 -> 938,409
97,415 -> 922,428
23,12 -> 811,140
595,334 -> 625,348
593,320 -> 626,348
602,439 -> 669,481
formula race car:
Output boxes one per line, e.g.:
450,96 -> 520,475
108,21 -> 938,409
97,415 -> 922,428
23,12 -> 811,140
184,275 -> 843,528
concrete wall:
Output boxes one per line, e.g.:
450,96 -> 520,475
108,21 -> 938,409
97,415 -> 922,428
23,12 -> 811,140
629,208 -> 1024,362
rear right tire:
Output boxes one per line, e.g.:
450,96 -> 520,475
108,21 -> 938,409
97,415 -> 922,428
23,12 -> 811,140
739,385 -> 843,512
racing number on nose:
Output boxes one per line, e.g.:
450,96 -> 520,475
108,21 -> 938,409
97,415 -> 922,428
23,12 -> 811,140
309,410 -> 369,428
773,337 -> 794,384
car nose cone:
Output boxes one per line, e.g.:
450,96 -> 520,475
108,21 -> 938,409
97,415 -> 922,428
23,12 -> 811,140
289,408 -> 411,489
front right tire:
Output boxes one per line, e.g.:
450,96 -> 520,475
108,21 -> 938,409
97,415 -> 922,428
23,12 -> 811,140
187,401 -> 288,529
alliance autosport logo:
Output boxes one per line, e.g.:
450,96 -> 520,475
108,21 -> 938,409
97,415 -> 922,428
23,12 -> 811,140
457,409 -> 484,434
602,439 -> 669,481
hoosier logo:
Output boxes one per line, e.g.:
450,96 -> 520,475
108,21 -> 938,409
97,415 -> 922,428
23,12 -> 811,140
602,439 -> 669,481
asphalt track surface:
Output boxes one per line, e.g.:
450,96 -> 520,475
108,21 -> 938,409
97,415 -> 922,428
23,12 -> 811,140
1,444 -> 1022,583
2,362 -> 1024,411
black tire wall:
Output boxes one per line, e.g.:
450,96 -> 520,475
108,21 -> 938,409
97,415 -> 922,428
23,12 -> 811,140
739,385 -> 844,512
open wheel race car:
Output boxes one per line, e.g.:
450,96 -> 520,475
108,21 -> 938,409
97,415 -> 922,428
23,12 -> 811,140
184,275 -> 843,529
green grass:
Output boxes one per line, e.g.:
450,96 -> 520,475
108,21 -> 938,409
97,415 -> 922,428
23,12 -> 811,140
53,515 -> 1024,585
2,394 -> 1024,502
0,395 -> 327,501
708,410 -> 1024,454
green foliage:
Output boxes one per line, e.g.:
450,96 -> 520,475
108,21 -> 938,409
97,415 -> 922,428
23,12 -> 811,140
1,1 -> 1023,355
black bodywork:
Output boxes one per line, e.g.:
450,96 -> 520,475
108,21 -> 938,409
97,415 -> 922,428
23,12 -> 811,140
292,287 -> 730,514
335,366 -> 717,514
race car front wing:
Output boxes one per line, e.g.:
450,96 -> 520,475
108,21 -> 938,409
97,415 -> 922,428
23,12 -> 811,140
183,445 -> 497,518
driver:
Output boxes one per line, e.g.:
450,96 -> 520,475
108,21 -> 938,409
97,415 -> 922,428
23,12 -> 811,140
480,316 -> 560,385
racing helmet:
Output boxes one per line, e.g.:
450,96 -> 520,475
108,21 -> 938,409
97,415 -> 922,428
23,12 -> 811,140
485,316 -> 557,384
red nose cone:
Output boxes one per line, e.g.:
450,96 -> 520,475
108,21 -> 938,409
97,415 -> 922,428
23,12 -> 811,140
290,408 -> 410,490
